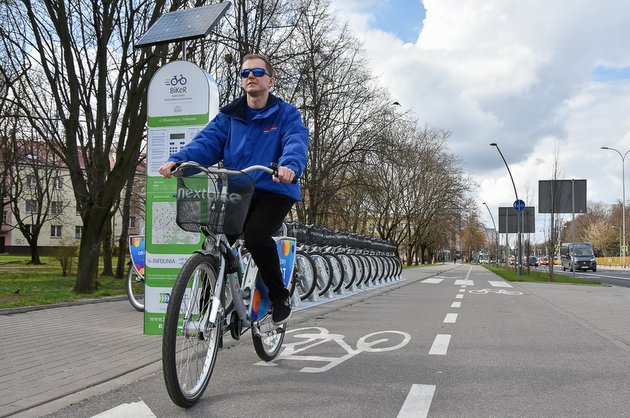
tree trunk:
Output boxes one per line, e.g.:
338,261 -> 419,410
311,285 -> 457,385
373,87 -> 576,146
74,207 -> 109,293
101,214 -> 114,276
406,246 -> 413,266
28,239 -> 41,265
116,175 -> 134,278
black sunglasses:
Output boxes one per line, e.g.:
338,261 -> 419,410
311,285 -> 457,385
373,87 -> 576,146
240,67 -> 269,78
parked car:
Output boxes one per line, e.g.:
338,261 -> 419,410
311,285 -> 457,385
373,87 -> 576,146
528,256 -> 538,267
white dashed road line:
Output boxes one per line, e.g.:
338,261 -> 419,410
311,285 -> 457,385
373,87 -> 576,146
397,384 -> 436,418
488,280 -> 513,288
443,313 -> 458,323
92,400 -> 156,418
451,301 -> 461,308
429,334 -> 452,355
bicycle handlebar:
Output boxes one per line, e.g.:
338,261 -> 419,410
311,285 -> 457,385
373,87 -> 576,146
172,161 -> 298,183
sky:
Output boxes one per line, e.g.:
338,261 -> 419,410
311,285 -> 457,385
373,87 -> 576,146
329,0 -> 630,243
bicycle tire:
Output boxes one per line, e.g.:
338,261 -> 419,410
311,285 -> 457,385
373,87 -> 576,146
337,253 -> 356,289
125,265 -> 144,312
392,255 -> 403,277
325,253 -> 345,293
382,255 -> 393,280
352,254 -> 368,286
252,317 -> 286,361
162,253 -> 221,408
293,251 -> 317,300
373,256 -> 385,283
359,255 -> 372,286
349,254 -> 365,286
367,255 -> 379,283
310,252 -> 334,295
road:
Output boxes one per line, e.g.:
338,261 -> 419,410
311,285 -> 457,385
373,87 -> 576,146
35,264 -> 630,418
541,265 -> 630,288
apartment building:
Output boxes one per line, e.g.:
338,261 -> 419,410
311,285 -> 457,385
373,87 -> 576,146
0,144 -> 145,255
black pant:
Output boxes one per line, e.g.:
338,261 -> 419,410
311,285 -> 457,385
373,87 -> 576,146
228,191 -> 294,301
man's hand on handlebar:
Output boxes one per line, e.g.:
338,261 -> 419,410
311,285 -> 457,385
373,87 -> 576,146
273,166 -> 295,183
158,161 -> 177,178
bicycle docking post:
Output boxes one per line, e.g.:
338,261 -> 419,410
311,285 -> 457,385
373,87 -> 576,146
334,285 -> 347,296
306,290 -> 320,304
320,287 -> 335,300
291,292 -> 302,308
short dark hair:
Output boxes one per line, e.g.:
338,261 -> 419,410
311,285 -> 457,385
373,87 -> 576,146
241,53 -> 274,77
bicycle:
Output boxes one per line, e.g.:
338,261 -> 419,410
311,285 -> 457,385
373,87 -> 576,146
126,234 -> 145,311
161,161 -> 297,408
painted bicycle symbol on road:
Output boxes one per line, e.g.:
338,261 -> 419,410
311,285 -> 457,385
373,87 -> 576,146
257,326 -> 411,373
468,288 -> 523,295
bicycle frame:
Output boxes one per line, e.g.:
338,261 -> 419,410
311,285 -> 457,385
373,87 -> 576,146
171,161 -> 297,339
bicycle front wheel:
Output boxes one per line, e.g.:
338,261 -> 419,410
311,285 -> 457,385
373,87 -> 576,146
293,251 -> 317,300
162,253 -> 221,408
125,265 -> 145,312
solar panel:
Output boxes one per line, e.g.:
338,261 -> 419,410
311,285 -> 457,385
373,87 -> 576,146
136,2 -> 231,48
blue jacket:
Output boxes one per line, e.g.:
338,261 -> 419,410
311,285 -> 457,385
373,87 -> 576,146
167,94 -> 309,201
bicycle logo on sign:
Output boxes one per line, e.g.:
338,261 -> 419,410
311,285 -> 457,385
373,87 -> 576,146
257,326 -> 411,373
468,289 -> 523,295
169,74 -> 187,86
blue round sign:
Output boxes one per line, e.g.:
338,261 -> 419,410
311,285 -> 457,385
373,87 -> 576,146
513,199 -> 526,211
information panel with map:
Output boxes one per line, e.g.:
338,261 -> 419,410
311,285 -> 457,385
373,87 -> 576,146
145,60 -> 219,334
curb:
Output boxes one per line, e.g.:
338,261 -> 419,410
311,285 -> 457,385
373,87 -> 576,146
0,295 -> 128,316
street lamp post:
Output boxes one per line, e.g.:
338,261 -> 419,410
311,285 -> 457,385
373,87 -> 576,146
483,202 -> 500,267
601,146 -> 630,268
490,142 -> 523,275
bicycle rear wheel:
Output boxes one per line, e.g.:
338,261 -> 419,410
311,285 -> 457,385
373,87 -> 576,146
125,265 -> 145,312
162,253 -> 221,408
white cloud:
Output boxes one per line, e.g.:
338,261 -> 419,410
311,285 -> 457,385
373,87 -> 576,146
330,0 -> 630,238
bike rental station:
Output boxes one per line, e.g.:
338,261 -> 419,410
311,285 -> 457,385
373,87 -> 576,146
138,3 -> 403,337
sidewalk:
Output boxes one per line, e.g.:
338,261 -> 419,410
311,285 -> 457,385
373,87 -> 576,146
0,300 -> 162,418
517,281 -> 630,348
2,265 -> 629,418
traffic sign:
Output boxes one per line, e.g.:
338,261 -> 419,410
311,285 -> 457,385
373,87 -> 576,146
513,199 -> 526,211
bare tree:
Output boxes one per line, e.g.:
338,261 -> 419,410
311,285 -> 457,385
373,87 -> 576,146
460,209 -> 486,262
0,0 -> 186,291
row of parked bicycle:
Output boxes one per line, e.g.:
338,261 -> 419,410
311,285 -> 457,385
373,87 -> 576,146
285,221 -> 403,302
125,222 -> 403,312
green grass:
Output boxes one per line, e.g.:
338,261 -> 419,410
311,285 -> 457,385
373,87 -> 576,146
483,265 -> 602,285
0,255 -> 127,309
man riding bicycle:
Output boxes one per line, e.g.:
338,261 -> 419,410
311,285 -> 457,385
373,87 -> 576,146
159,53 -> 308,325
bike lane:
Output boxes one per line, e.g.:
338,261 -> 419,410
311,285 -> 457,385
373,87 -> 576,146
35,264 -> 630,417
